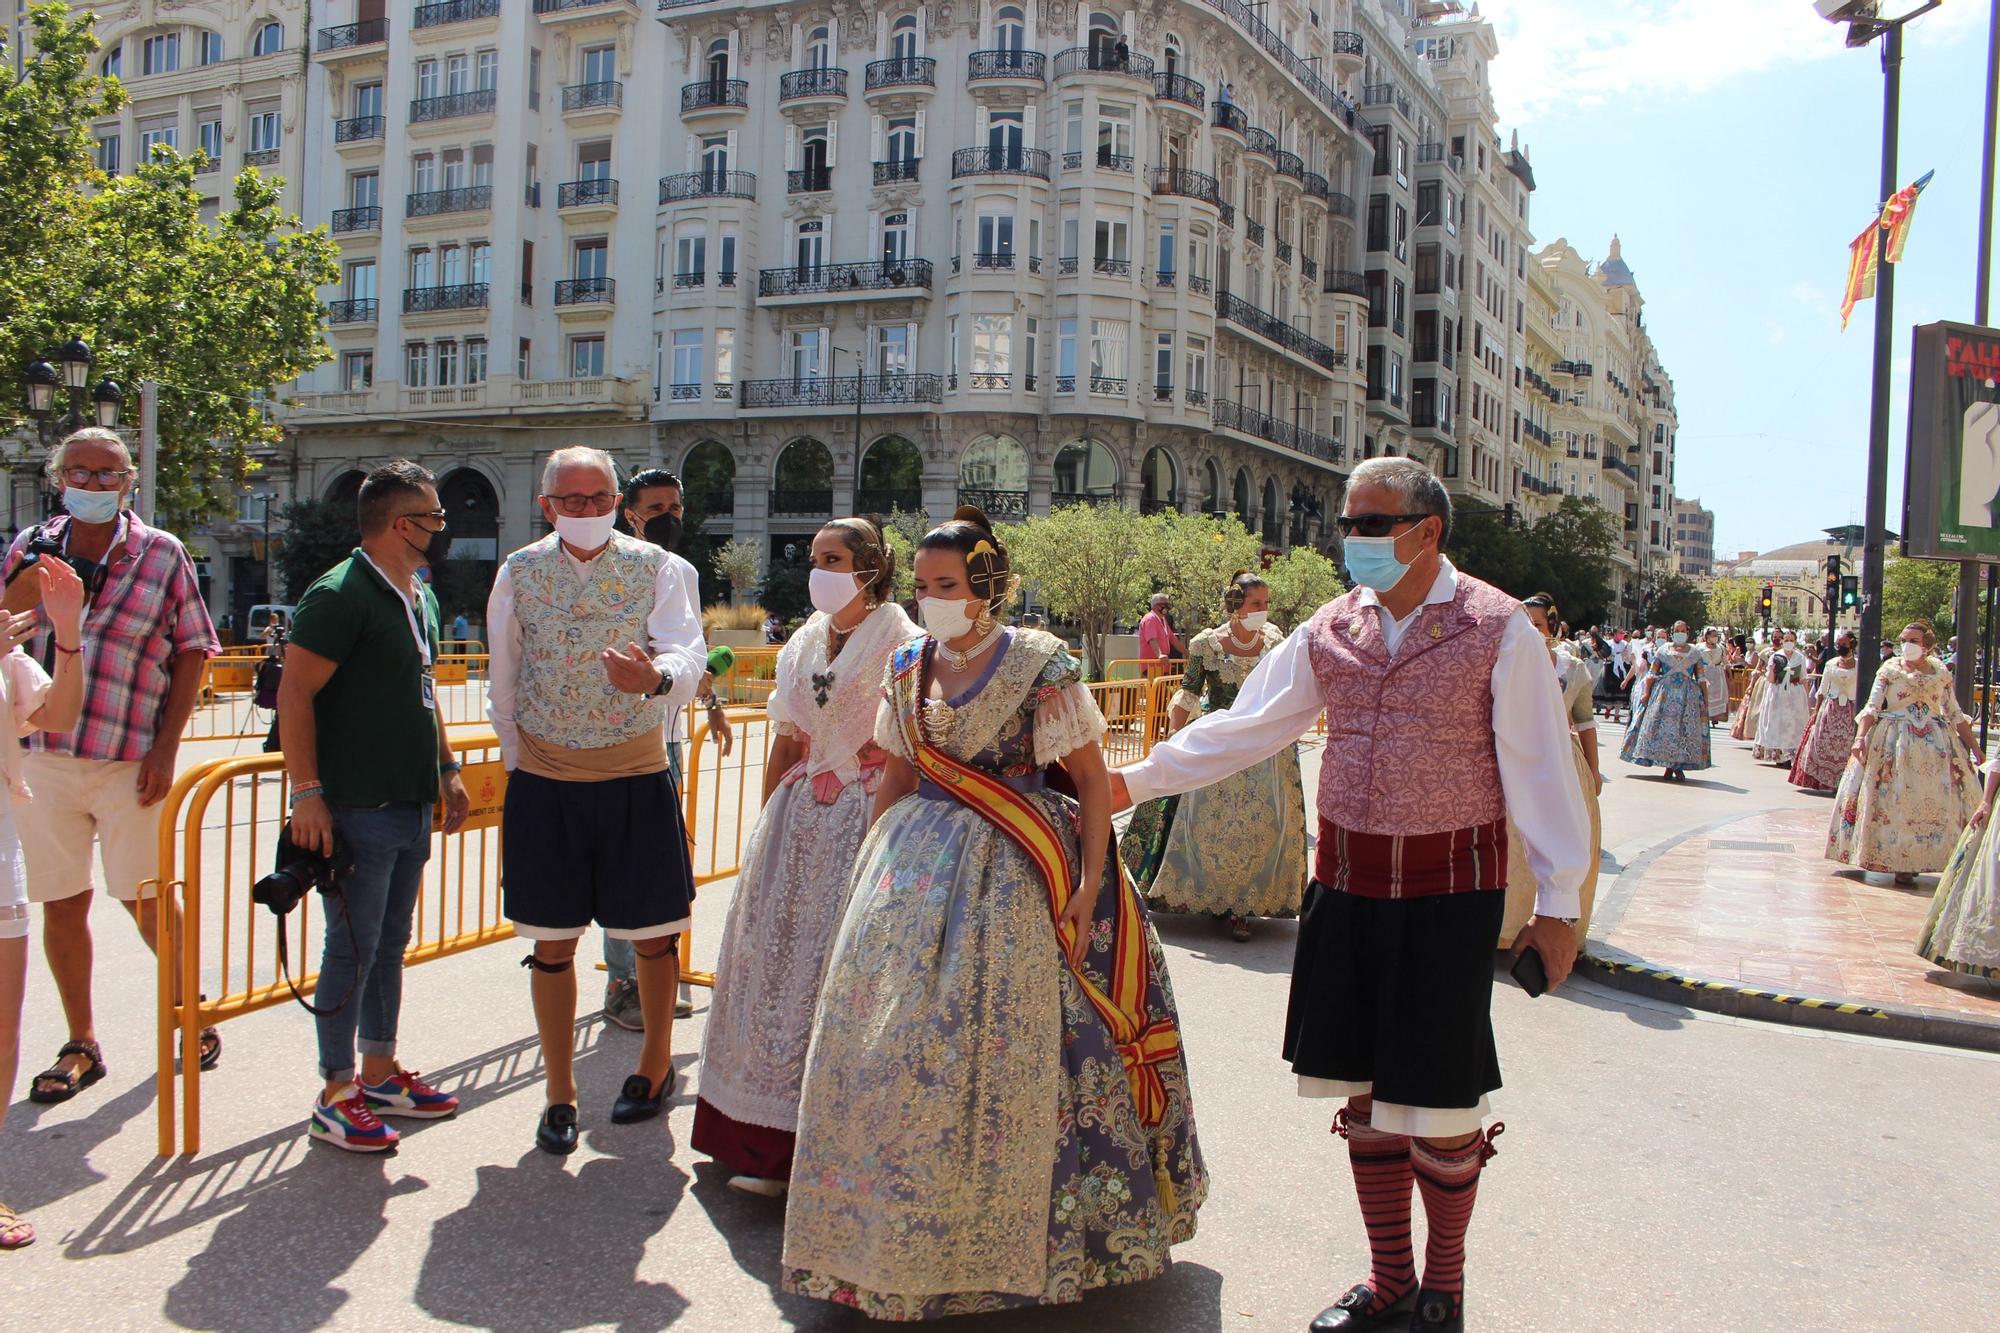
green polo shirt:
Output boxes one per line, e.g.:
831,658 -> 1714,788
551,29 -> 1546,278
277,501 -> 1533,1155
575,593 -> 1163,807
288,550 -> 442,807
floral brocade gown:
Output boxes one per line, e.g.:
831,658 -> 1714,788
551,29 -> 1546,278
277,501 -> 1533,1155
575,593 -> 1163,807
1119,623 -> 1307,919
1827,659 -> 1982,874
782,629 -> 1205,1320
1619,645 -> 1713,771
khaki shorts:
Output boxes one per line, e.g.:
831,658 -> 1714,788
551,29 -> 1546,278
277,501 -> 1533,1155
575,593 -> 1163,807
20,753 -> 161,903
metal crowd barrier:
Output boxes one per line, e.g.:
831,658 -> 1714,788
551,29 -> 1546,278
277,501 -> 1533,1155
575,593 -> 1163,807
1102,657 -> 1188,682
184,653 -> 493,741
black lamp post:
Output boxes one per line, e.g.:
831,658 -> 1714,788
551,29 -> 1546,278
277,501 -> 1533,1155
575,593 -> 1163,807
24,337 -> 124,441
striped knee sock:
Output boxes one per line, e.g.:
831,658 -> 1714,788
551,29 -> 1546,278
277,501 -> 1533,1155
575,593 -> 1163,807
1335,1106 -> 1416,1308
1410,1123 -> 1502,1304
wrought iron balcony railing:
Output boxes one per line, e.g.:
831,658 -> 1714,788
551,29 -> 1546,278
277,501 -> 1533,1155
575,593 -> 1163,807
1216,292 -> 1343,372
405,185 -> 492,217
327,298 -> 379,324
756,259 -> 933,297
967,49 -> 1046,81
1151,166 -> 1222,207
951,146 -> 1050,180
335,114 -> 386,142
554,277 -> 615,305
557,178 -> 618,208
873,158 -> 920,185
658,170 -> 755,202
562,80 -> 623,112
779,68 -> 847,100
1152,71 -> 1205,109
1274,150 -> 1305,180
957,488 -> 1029,518
317,19 -> 387,51
1323,268 -> 1368,296
680,79 -> 749,113
331,205 -> 381,233
788,166 -> 832,194
1214,398 -> 1344,463
404,283 -> 490,313
410,88 -> 497,122
866,56 -> 937,90
1052,46 -> 1154,79
1212,103 -> 1248,135
414,0 -> 501,29
740,373 -> 944,409
1243,126 -> 1278,159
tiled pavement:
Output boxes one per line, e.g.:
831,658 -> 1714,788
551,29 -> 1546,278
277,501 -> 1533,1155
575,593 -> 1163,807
1592,804 -> 2000,1025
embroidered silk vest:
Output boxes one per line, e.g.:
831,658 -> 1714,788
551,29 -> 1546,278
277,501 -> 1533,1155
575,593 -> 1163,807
507,532 -> 666,750
1303,574 -> 1517,836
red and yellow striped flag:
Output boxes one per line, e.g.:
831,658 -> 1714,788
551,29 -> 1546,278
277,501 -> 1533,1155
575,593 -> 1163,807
1841,170 -> 1933,330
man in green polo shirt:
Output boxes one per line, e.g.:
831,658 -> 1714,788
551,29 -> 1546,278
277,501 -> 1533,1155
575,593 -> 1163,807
277,459 -> 471,1153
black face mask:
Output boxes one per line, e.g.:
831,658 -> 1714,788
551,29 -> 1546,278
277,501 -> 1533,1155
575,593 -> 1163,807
643,512 -> 683,552
402,519 -> 451,569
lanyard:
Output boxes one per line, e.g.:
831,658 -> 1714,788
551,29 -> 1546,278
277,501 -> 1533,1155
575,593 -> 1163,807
359,552 -> 432,668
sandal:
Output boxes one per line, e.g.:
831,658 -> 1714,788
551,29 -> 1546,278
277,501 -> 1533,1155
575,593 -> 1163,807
191,1024 -> 222,1071
0,1201 -> 32,1250
29,1039 -> 106,1104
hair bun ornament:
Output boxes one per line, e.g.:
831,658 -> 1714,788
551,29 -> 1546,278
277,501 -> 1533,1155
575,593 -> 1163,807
951,504 -> 993,532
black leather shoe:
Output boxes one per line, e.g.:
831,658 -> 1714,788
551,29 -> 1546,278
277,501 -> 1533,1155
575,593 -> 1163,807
610,1072 -> 669,1124
536,1102 -> 579,1155
1309,1283 -> 1415,1332
1407,1290 -> 1463,1333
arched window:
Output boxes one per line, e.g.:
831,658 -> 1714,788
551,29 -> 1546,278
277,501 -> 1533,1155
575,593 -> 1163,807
1053,439 -> 1118,503
1261,477 -> 1280,542
437,469 -> 501,566
996,5 -> 1026,52
771,438 -> 835,516
859,435 -> 924,515
1202,458 -> 1222,513
958,435 -> 1030,516
1232,467 -> 1252,520
1088,11 -> 1120,61
891,15 -> 919,61
807,25 -> 831,70
1140,448 -> 1178,513
252,21 -> 283,56
680,439 -> 737,517
707,37 -> 731,83
100,46 -> 122,79
1163,33 -> 1181,76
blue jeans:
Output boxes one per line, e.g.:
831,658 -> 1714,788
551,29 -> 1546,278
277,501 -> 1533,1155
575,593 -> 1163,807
316,802 -> 434,1083
604,740 -> 682,986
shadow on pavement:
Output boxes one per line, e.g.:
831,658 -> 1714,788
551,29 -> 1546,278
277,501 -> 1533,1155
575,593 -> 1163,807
689,1160 -> 848,1331
2,1075 -> 155,1213
1147,912 -> 1298,977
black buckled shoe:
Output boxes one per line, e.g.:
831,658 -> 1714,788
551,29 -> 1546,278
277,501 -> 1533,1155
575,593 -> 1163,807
1309,1283 -> 1415,1332
1407,1290 -> 1463,1333
536,1102 -> 579,1155
610,1072 -> 670,1124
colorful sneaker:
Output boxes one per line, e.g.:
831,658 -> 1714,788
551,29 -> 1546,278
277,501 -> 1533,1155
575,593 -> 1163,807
361,1069 -> 460,1119
603,978 -> 645,1032
310,1085 -> 400,1152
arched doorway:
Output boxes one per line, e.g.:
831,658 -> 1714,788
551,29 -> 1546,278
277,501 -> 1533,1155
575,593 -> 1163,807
1087,11 -> 1119,66
1232,467 -> 1251,522
858,434 -> 923,516
1261,477 -> 1280,543
706,37 -> 730,85
1202,458 -> 1222,514
770,438 -> 834,521
959,434 -> 1030,517
1140,447 -> 1179,514
324,469 -> 366,508
434,468 -> 500,625
680,439 -> 736,517
1053,439 -> 1119,504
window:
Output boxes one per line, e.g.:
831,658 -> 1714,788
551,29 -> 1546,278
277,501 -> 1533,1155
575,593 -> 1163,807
345,260 -> 376,300
198,30 -> 223,65
435,339 -> 459,387
1154,333 -> 1173,392
409,247 -> 434,289
1185,334 -> 1209,397
476,49 -> 498,91
672,330 -> 703,389
972,315 -> 1011,383
252,22 -> 283,56
95,131 -> 120,174
1089,319 -> 1128,389
470,242 -> 491,285
947,315 -> 959,375
411,153 -> 436,194
1025,317 -> 1039,383
1415,244 -> 1439,294
518,338 -> 532,379
354,82 -> 383,120
789,328 -> 824,381
529,49 -> 541,109
417,59 -> 441,101
581,44 -> 614,86
466,338 -> 488,384
573,237 -> 608,280
977,211 -> 1014,261
446,54 -> 470,95
247,106 -> 280,153
1367,123 -> 1387,175
794,217 -> 824,274
882,211 -> 911,265
439,243 -> 464,286
1096,104 -> 1133,165
719,232 -> 737,284
1367,195 -> 1387,252
1393,204 -> 1408,261
875,324 -> 912,376
1058,318 -> 1078,386
406,342 -> 431,388
441,148 -> 466,190
676,231 -> 706,281
715,328 -> 735,385
569,336 -> 605,378
142,33 -> 180,76
139,117 -> 178,159
1064,101 -> 1084,157
197,114 -> 223,162
342,351 -> 374,391
1093,215 -> 1130,266
997,5 -> 1026,51
577,139 -> 611,181
891,14 -> 919,60
886,116 -> 918,163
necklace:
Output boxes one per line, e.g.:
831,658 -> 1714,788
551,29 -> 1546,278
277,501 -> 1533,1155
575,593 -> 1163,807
937,621 -> 1005,672
1225,622 -> 1261,651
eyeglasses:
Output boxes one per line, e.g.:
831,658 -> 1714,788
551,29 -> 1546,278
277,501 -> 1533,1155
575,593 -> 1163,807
1334,512 -> 1431,538
397,508 -> 449,529
63,467 -> 132,487
543,492 -> 618,516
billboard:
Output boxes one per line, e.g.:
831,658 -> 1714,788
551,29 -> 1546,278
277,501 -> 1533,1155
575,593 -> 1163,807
1903,321 -> 2000,562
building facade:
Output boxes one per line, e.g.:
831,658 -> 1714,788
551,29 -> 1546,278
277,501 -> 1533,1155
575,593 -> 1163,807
1673,497 -> 1715,578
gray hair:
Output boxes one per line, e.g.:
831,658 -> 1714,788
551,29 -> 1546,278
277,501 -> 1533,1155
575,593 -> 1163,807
1348,456 -> 1453,547
540,445 -> 618,494
1150,592 -> 1170,607
45,426 -> 133,490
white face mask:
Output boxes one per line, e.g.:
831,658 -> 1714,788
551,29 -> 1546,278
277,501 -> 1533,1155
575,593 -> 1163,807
552,511 -> 617,552
1239,610 -> 1270,632
808,568 -> 864,616
1672,631 -> 1689,644
920,596 -> 981,640
1901,641 -> 1927,663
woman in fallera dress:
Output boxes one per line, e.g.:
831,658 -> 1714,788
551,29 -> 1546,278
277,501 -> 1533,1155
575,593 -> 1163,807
1753,636 -> 1811,764
1790,634 -> 1859,792
1828,621 -> 1985,886
783,508 -> 1204,1320
1701,627 -> 1731,725
692,518 -> 917,1198
1919,760 -> 2000,980
1620,620 -> 1711,782
1119,571 -> 1306,942
1731,641 -> 1770,741
1502,594 -> 1602,946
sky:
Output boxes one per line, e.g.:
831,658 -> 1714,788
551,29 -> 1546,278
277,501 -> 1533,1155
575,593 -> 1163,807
1481,0 -> 1997,559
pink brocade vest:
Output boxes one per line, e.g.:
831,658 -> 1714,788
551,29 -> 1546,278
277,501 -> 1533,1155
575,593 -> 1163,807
1304,574 -> 1518,836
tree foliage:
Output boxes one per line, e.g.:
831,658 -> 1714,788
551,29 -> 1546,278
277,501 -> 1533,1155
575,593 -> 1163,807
1882,557 -> 1963,640
1004,501 -> 1151,676
0,5 -> 339,527
712,538 -> 762,605
1706,576 -> 1761,631
1647,572 -> 1708,630
1264,547 -> 1347,630
1445,495 -> 1621,627
1134,509 -> 1262,632
275,497 -> 359,601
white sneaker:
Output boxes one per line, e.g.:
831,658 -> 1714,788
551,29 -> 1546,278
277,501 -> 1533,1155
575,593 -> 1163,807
727,1174 -> 788,1198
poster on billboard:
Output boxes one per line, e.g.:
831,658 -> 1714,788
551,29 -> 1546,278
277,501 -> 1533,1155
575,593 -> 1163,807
1903,321 -> 2000,563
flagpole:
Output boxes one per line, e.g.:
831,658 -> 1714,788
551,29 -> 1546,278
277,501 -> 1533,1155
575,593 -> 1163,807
1855,21 -> 1903,707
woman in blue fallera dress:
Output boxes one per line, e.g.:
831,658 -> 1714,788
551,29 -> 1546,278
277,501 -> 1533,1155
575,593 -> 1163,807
1620,620 -> 1712,781
782,508 -> 1204,1320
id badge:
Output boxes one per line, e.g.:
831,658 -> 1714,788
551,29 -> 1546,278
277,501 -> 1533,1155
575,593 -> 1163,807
421,667 -> 437,711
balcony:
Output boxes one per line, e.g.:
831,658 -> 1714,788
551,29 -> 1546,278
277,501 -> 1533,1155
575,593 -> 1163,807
1243,125 -> 1277,160
866,56 -> 937,94
334,114 -> 385,145
245,148 -> 280,167
778,68 -> 848,103
1093,257 -> 1133,277
1246,218 -> 1266,246
855,488 -> 923,514
1274,150 -> 1305,182
409,88 -> 497,124
680,79 -> 749,116
756,259 -> 933,301
1303,257 -> 1318,281
1330,29 -> 1365,69
1152,71 -> 1205,111
1324,268 -> 1368,297
769,488 -> 834,518
658,170 -> 755,202
1212,103 -> 1248,137
554,276 -> 615,309
1327,192 -> 1357,220
1216,292 -> 1344,375
1604,455 -> 1640,483
1052,46 -> 1154,80
1214,398 -> 1344,464
1362,80 -> 1412,121
1552,359 -> 1595,377
961,252 -> 1020,274
404,283 -> 490,315
785,165 -> 831,195
966,49 -> 1046,83
1415,142 -> 1462,176
951,145 -> 1050,181
1303,172 -> 1330,203
534,0 -> 636,19
561,80 -> 623,123
414,0 -> 502,29
1151,166 -> 1222,208
958,487 -> 1029,518
556,177 -> 619,218
316,19 -> 387,55
330,205 -> 381,233
873,158 -> 920,185
1276,240 -> 1293,265
739,373 -> 945,411
405,184 -> 491,219
326,298 -> 379,325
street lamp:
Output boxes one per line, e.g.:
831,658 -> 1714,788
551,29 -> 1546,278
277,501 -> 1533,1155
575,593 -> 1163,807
22,338 -> 124,441
1814,0 -> 1943,704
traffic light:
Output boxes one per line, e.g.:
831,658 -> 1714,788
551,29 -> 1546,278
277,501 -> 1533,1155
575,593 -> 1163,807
1760,584 -> 1774,614
1826,554 -> 1843,579
1841,575 -> 1859,609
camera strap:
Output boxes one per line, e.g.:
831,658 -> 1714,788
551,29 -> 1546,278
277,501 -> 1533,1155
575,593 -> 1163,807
274,888 -> 359,1018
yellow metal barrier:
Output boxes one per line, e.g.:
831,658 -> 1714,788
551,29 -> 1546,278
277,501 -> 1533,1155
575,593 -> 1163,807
713,646 -> 781,705
185,654 -> 493,741
1102,657 -> 1187,683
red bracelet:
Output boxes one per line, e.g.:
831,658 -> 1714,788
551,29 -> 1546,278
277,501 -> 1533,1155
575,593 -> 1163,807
53,641 -> 82,655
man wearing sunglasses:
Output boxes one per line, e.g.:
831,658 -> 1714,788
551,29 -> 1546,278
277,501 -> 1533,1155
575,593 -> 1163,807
487,446 -> 707,1155
1113,457 -> 1591,1333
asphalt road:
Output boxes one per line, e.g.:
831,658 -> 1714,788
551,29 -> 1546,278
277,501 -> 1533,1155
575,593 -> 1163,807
3,721 -> 1996,1331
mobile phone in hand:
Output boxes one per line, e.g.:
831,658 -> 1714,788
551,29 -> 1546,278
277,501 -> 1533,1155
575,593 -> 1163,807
1510,946 -> 1548,998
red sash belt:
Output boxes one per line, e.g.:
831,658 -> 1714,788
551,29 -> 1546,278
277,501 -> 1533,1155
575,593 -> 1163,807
1314,817 -> 1509,898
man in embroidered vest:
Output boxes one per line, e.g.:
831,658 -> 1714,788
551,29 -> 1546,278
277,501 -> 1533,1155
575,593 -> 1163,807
1114,457 -> 1591,1333
487,446 -> 708,1156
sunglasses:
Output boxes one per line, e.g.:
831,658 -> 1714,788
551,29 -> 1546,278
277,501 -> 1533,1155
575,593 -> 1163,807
1334,512 -> 1432,538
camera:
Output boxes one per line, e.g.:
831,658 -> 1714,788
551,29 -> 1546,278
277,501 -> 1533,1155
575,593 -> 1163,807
3,525 -> 109,600
253,823 -> 350,916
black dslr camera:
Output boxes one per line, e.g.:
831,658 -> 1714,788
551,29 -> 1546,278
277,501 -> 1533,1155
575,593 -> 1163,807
3,524 -> 111,604
253,823 -> 350,916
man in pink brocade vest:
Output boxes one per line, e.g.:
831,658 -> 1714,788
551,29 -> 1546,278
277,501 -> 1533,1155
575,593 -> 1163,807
1115,458 -> 1591,1333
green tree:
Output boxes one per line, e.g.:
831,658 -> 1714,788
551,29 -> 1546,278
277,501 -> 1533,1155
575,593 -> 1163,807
1445,512 -> 1542,598
1136,509 -> 1262,633
1647,572 -> 1708,629
275,497 -> 360,600
1263,546 -> 1347,630
1881,557 -> 1961,640
1004,502 -> 1151,677
1527,497 -> 1621,628
1707,575 -> 1761,632
431,555 -> 492,623
712,538 -> 762,604
0,5 -> 340,527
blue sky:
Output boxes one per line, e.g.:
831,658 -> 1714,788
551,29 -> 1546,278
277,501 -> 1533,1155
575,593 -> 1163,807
1485,0 -> 1996,559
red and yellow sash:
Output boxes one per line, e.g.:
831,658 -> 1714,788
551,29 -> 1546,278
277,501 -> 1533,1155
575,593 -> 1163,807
892,643 -> 1181,1129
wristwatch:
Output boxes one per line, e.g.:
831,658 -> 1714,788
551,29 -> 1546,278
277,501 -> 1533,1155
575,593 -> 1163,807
649,668 -> 674,698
